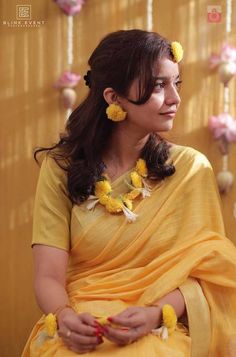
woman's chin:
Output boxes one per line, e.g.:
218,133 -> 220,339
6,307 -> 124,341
154,122 -> 174,132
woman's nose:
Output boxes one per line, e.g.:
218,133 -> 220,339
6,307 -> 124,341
165,85 -> 181,106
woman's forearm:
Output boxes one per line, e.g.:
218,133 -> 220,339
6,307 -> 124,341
34,276 -> 69,314
156,288 -> 186,318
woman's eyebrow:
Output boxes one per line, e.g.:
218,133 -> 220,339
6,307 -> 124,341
155,74 -> 180,80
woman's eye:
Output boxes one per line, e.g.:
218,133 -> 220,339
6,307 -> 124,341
155,82 -> 165,90
154,80 -> 182,91
175,80 -> 182,89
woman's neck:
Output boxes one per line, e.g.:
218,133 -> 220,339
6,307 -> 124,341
102,127 -> 150,181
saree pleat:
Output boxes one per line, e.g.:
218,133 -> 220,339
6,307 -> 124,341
22,145 -> 236,356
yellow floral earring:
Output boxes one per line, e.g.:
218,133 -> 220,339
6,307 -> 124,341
106,103 -> 127,122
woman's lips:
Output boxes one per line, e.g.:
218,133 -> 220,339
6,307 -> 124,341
160,111 -> 176,118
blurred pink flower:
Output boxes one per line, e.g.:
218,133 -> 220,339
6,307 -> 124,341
209,113 -> 236,143
221,44 -> 236,62
54,0 -> 85,16
209,43 -> 236,69
54,71 -> 81,89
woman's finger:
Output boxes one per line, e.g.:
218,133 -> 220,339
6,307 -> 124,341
59,317 -> 96,337
69,330 -> 100,346
80,312 -> 97,327
103,324 -> 139,345
109,313 -> 143,328
58,327 -> 99,344
111,307 -> 137,320
75,321 -> 97,337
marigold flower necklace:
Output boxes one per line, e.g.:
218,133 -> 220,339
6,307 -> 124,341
87,158 -> 152,222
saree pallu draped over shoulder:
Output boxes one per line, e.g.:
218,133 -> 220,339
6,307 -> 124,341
22,145 -> 236,357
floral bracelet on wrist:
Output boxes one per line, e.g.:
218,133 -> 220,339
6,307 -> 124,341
36,304 -> 73,347
44,304 -> 73,337
149,303 -> 177,340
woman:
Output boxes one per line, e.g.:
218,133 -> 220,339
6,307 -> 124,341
22,30 -> 236,356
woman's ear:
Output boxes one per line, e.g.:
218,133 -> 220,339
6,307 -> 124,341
103,87 -> 119,105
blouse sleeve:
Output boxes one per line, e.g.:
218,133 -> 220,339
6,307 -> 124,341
32,155 -> 73,251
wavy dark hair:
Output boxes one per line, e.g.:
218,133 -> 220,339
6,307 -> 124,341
35,29 -> 177,204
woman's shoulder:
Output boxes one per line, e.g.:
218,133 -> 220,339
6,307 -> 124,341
169,144 -> 213,170
38,151 -> 69,187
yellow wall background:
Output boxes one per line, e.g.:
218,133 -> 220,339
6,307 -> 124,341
1,1 -> 235,356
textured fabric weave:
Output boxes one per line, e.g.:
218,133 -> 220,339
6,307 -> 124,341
23,145 -> 236,356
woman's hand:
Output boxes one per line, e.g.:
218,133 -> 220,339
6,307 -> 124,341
102,306 -> 162,346
57,308 -> 103,354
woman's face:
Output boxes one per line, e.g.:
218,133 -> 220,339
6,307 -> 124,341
120,57 -> 181,134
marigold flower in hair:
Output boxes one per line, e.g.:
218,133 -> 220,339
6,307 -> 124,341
171,42 -> 184,63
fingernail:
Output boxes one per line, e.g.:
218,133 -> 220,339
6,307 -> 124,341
97,336 -> 104,344
102,326 -> 109,333
94,327 -> 101,336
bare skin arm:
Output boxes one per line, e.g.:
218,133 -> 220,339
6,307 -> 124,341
33,245 -> 185,349
155,288 -> 186,317
33,245 -> 101,353
33,245 -> 69,312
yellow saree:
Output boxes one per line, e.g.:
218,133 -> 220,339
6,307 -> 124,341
22,145 -> 236,356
